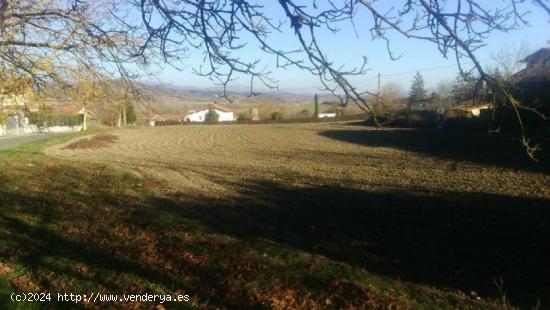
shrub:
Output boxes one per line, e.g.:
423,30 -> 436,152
295,109 -> 310,119
271,111 -> 284,121
28,113 -> 83,126
126,102 -> 137,124
387,110 -> 440,128
443,117 -> 487,131
0,112 -> 7,126
204,109 -> 219,123
237,112 -> 251,121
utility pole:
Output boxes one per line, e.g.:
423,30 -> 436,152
376,72 -> 381,107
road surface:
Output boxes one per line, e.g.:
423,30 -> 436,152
0,134 -> 53,151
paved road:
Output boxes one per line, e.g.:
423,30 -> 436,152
0,134 -> 53,151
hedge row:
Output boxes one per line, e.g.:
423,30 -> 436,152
28,113 -> 83,126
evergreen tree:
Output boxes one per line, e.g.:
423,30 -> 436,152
451,73 -> 477,104
408,71 -> 426,110
451,74 -> 465,104
205,109 -> 219,123
314,94 -> 320,118
126,102 -> 137,124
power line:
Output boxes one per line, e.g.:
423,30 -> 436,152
367,58 -> 493,81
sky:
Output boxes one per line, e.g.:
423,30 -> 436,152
150,1 -> 550,95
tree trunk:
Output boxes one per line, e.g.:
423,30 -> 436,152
122,103 -> 127,126
314,94 -> 319,119
82,111 -> 88,131
117,112 -> 122,128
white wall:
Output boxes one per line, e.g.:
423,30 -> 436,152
45,125 -> 83,133
0,124 -> 81,135
6,116 -> 19,135
217,110 -> 234,122
185,109 -> 234,122
471,108 -> 483,117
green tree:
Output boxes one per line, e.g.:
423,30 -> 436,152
408,72 -> 426,110
0,112 -> 7,127
314,94 -> 320,118
204,109 -> 219,123
451,74 -> 464,104
451,74 -> 476,105
126,102 -> 137,124
271,111 -> 283,121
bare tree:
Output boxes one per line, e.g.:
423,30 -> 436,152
0,0 -> 145,99
492,42 -> 530,81
380,82 -> 403,111
437,80 -> 453,99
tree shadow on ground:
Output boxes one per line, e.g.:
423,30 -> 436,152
319,127 -> 550,173
151,181 -> 550,309
5,166 -> 396,308
2,161 -> 549,308
0,174 -> 193,297
0,167 -> 232,308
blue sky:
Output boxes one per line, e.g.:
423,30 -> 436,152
152,1 -> 550,94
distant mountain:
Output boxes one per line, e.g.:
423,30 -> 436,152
141,82 -> 336,101
133,82 -> 349,116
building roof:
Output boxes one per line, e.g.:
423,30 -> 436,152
520,48 -> 550,63
162,114 -> 185,121
210,104 -> 233,112
186,104 -> 234,116
51,104 -> 85,115
143,114 -> 165,121
513,47 -> 550,83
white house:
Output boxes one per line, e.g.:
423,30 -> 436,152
143,114 -> 166,127
184,105 -> 234,122
446,103 -> 492,117
318,112 -> 337,118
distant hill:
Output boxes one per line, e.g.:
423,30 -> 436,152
137,83 -> 348,117
142,82 -> 325,102
34,81 -> 361,120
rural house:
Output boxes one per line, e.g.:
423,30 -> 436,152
162,114 -> 186,123
512,47 -> 550,112
184,104 -> 234,122
514,47 -> 550,79
0,94 -> 39,135
445,103 -> 492,118
143,114 -> 166,127
51,104 -> 86,116
318,112 -> 337,118
41,104 -> 87,133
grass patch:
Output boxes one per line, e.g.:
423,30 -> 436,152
0,276 -> 38,310
0,129 -> 107,161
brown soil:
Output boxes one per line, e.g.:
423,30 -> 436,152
63,134 -> 119,150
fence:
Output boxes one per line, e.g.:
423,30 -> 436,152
27,113 -> 83,127
0,113 -> 84,136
